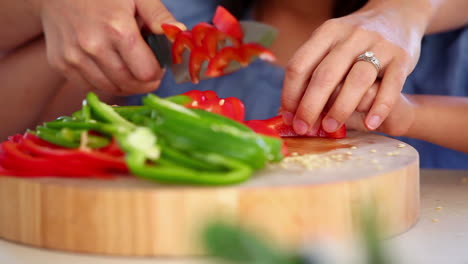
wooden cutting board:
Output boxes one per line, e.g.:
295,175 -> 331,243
0,131 -> 419,256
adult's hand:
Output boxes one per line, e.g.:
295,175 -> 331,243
281,0 -> 432,135
37,0 -> 184,95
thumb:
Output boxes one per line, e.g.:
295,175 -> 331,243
134,0 -> 186,34
345,112 -> 369,132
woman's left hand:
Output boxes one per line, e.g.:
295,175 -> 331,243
281,0 -> 432,135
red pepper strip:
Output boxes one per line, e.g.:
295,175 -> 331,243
189,48 -> 211,84
244,120 -> 289,156
202,28 -> 241,58
246,116 -> 347,139
172,31 -> 195,64
212,6 -> 243,41
98,138 -> 125,156
205,46 -> 245,77
223,97 -> 245,122
202,90 -> 218,101
241,43 -> 276,63
161,23 -> 182,42
0,141 -> 112,178
191,22 -> 215,46
21,135 -> 127,172
183,90 -> 206,105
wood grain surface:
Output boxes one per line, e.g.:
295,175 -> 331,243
0,131 -> 420,256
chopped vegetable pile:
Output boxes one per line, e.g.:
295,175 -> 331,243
0,91 -> 346,185
161,6 -> 276,83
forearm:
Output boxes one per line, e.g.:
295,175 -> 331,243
0,39 -> 65,140
405,95 -> 468,153
368,0 -> 468,35
0,0 -> 42,51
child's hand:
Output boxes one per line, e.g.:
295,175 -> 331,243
345,82 -> 416,137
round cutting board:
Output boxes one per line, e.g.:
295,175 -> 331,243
0,131 -> 419,256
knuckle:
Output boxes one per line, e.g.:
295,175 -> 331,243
285,61 -> 306,79
78,36 -> 104,56
106,19 -> 135,41
310,67 -> 335,89
63,48 -> 83,66
281,93 -> 300,110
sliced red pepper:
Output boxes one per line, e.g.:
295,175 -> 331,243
205,46 -> 245,77
183,90 -> 206,105
223,97 -> 245,122
191,22 -> 216,46
189,47 -> 211,84
22,134 -> 127,172
246,116 -> 347,139
172,31 -> 195,64
161,23 -> 183,42
202,28 -> 242,58
212,6 -> 243,41
241,43 -> 276,63
202,90 -> 219,101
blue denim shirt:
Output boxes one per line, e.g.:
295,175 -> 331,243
127,0 -> 468,169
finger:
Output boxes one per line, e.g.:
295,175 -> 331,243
321,60 -> 378,132
134,0 -> 185,34
109,17 -> 163,82
293,42 -> 368,134
356,81 -> 379,113
63,48 -> 120,93
345,112 -> 368,132
281,22 -> 337,123
365,60 -> 407,130
90,45 -> 161,94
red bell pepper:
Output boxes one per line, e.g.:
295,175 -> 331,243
189,48 -> 211,84
181,90 -> 245,122
192,22 -> 216,46
172,31 -> 195,64
205,47 -> 245,77
161,24 -> 182,42
241,43 -> 276,63
245,116 -> 347,139
212,6 -> 243,41
0,134 -> 128,178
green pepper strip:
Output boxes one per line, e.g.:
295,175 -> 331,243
127,151 -> 251,185
36,126 -> 110,149
143,94 -> 269,169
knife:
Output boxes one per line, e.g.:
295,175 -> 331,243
144,21 -> 278,84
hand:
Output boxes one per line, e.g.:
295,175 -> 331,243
281,0 -> 430,135
345,82 -> 416,137
37,0 -> 184,95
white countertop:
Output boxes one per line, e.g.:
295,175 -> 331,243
1,169 -> 467,264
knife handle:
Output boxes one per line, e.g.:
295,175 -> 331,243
143,32 -> 172,68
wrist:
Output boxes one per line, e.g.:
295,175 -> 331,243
401,94 -> 420,138
365,0 -> 434,34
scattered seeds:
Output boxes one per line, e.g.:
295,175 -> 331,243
370,149 -> 377,153
398,143 -> 406,148
371,159 -> 379,164
436,206 -> 443,211
432,218 -> 439,223
219,99 -> 225,106
346,151 -> 353,155
191,101 -> 199,107
351,146 -> 357,150
386,152 -> 394,156
291,152 -> 299,156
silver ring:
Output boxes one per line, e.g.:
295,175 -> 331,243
356,51 -> 381,75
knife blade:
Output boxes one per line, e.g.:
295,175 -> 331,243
144,21 -> 278,84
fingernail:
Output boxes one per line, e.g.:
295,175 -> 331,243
293,119 -> 309,135
165,21 -> 187,31
322,117 -> 339,132
307,120 -> 321,136
367,115 -> 382,130
282,111 -> 294,126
